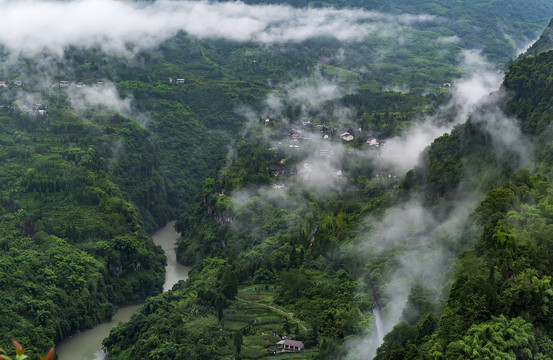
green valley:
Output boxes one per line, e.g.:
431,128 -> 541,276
1,1 -> 553,359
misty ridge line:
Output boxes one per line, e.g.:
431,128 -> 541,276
373,50 -> 505,175
316,47 -> 534,359
0,2 -> 532,357
0,0 -> 438,55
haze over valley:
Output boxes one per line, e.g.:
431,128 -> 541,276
2,1 -> 553,359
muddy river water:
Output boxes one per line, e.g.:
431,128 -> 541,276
56,221 -> 190,360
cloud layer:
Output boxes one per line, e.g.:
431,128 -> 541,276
0,0 -> 437,55
373,50 -> 505,174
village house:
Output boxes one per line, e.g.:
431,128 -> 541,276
340,132 -> 354,142
367,138 -> 386,147
277,339 -> 304,352
0,81 -> 6,87
330,170 -> 343,178
59,81 -> 70,88
367,138 -> 379,147
13,80 -> 23,87
176,79 -> 185,84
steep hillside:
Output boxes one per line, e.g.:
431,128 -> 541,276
519,18 -> 553,58
1,0 -> 553,358
235,0 -> 553,62
0,96 -> 166,355
104,15 -> 553,360
364,27 -> 553,360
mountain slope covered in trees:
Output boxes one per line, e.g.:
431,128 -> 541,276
1,0 -> 553,358
104,12 -> 553,360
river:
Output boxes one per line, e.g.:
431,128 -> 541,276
56,221 -> 190,360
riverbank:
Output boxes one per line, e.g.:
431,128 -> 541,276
56,222 -> 190,360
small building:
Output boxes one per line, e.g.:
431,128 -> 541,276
0,81 -> 6,87
277,339 -> 304,352
13,80 -> 23,87
176,79 -> 185,84
367,138 -> 379,147
96,81 -> 105,86
442,82 -> 451,88
59,81 -> 70,88
331,170 -> 343,178
340,132 -> 354,141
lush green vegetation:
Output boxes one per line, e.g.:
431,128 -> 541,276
0,94 -> 166,355
363,46 -> 553,359
229,0 -> 553,67
103,257 -> 319,359
517,19 -> 553,58
371,170 -> 553,359
104,87 -> 443,358
105,16 -> 553,360
2,0 -> 553,358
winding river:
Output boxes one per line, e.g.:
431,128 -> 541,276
56,221 -> 190,360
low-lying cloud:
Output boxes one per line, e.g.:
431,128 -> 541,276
374,50 -> 504,174
344,50 -> 534,360
0,0 -> 438,55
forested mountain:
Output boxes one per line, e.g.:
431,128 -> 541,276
104,18 -> 553,360
234,0 -> 553,62
518,18 -> 553,58
1,0 -> 553,359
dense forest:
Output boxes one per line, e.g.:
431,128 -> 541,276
105,19 -> 553,360
1,0 -> 553,359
